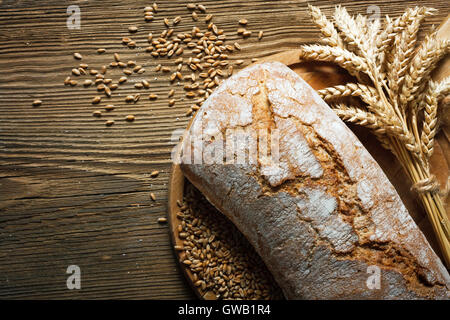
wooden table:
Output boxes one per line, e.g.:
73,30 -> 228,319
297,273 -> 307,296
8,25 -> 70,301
0,0 -> 448,299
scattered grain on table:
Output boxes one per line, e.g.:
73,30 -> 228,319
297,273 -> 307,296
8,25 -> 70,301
258,30 -> 263,40
128,26 -> 138,33
150,170 -> 159,178
158,217 -> 167,223
60,2 -> 259,125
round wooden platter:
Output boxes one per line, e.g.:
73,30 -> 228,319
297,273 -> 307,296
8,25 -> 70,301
168,36 -> 450,299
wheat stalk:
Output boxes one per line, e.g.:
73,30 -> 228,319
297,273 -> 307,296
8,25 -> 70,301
302,5 -> 450,268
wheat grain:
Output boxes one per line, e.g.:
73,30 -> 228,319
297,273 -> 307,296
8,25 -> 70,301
375,15 -> 397,66
386,15 -> 424,101
177,183 -> 283,299
332,104 -> 386,133
198,4 -> 206,12
400,36 -> 449,109
435,76 -> 450,101
333,103 -> 414,147
354,14 -> 368,33
258,31 -> 264,40
378,7 -> 436,79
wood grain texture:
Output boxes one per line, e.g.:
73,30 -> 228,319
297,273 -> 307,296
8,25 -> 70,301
0,0 -> 448,299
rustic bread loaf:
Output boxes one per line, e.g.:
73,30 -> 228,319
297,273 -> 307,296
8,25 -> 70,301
179,61 -> 450,299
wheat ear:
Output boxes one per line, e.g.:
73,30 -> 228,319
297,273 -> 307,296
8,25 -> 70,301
299,44 -> 369,77
387,18 -> 422,103
400,36 -> 449,110
384,7 -> 436,67
333,6 -> 369,58
308,5 -> 344,48
318,83 -> 378,106
333,102 -> 418,155
420,80 -> 439,158
332,104 -> 385,132
332,104 -> 393,150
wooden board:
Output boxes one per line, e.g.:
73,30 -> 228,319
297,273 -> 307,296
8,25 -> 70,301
168,21 -> 450,299
0,0 -> 448,299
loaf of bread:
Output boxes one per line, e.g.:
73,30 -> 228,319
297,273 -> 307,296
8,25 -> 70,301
179,62 -> 450,299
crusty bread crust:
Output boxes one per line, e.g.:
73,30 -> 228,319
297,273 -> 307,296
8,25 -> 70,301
180,62 -> 450,299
